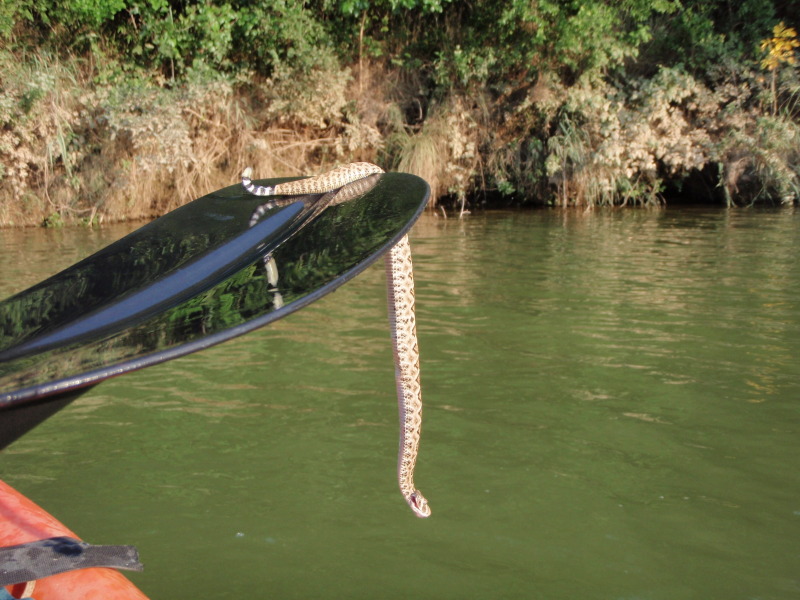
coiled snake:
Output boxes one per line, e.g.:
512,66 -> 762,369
242,163 -> 431,518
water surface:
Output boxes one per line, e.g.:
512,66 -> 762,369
1,208 -> 798,599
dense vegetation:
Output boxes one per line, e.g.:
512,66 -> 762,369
1,0 -> 798,225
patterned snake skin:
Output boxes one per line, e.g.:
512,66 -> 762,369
242,163 -> 431,518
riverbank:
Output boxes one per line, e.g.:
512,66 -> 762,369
1,2 -> 798,226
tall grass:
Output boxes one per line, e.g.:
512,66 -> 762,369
396,125 -> 447,205
394,96 -> 485,209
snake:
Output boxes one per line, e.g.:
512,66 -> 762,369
241,162 -> 431,518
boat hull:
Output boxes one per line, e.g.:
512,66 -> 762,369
0,480 -> 148,599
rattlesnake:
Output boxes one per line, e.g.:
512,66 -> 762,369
242,163 -> 431,518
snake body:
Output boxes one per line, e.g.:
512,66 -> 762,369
242,163 -> 431,518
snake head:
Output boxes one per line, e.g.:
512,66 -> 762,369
409,491 -> 431,518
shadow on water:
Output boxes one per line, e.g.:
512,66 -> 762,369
1,207 -> 799,599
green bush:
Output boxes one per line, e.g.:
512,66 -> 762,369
1,0 -> 798,217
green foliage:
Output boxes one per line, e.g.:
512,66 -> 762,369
244,4 -> 333,74
0,0 -> 17,39
69,0 -> 126,28
2,0 -> 798,215
434,44 -> 498,89
335,0 -> 451,15
2,0 -> 784,87
42,212 -> 64,227
124,0 -> 238,77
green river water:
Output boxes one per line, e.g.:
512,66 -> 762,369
1,208 -> 798,599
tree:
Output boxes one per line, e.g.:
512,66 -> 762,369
760,21 -> 799,114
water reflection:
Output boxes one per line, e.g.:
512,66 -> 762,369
0,174 -> 423,403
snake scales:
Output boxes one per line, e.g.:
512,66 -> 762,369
242,162 -> 431,518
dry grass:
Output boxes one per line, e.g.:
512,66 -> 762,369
397,123 -> 448,202
0,59 -> 387,226
0,54 -> 397,226
0,51 -> 91,225
395,95 -> 485,207
2,53 -> 797,226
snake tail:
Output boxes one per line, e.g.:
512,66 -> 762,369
385,235 -> 431,518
